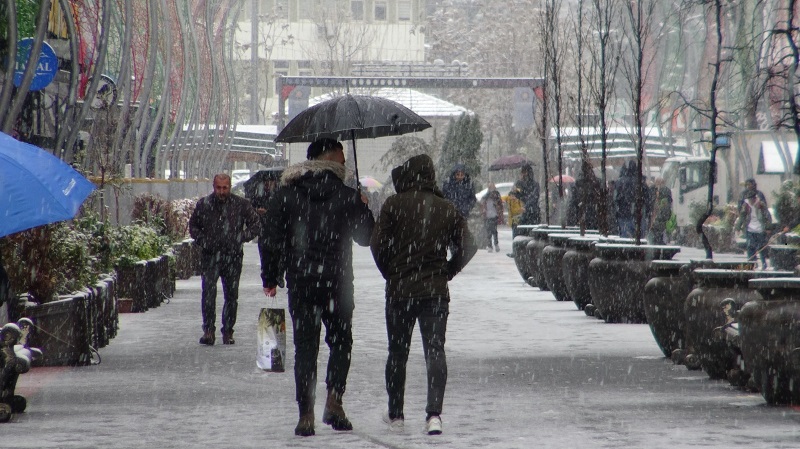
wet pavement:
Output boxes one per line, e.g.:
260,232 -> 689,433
5,226 -> 800,448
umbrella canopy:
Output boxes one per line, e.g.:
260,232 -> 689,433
0,131 -> 96,237
488,154 -> 533,171
359,176 -> 383,191
550,175 -> 576,183
241,167 -> 284,199
275,93 -> 431,183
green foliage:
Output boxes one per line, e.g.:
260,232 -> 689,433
772,181 -> 800,229
132,193 -> 188,242
0,0 -> 39,40
112,222 -> 170,268
438,113 -> 483,179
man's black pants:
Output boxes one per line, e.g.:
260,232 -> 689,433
200,251 -> 243,335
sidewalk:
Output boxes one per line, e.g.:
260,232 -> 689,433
5,227 -> 800,448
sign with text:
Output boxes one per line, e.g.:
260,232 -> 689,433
14,38 -> 58,91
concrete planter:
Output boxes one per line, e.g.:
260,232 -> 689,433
740,278 -> 800,405
526,227 -> 589,291
768,245 -> 800,271
588,244 -> 681,323
23,293 -> 92,366
542,234 -> 580,302
644,260 -> 755,359
563,235 -> 603,311
685,269 -> 792,382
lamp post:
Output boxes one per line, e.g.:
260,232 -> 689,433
695,130 -> 731,259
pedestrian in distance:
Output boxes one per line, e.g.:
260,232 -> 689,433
648,177 -> 673,245
441,163 -> 477,219
516,163 -> 541,226
479,182 -> 505,252
735,178 -> 772,270
370,154 -> 478,436
260,138 -> 375,437
188,173 -> 261,346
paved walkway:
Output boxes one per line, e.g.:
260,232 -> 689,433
4,227 -> 800,448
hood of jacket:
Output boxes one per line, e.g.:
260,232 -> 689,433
280,159 -> 348,201
391,154 -> 443,197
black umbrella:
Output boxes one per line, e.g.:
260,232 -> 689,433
241,167 -> 284,200
488,154 -> 533,171
275,93 -> 431,185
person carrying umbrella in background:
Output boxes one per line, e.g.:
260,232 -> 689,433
371,154 -> 478,436
479,182 -> 505,252
261,138 -> 375,437
189,174 -> 261,346
442,163 -> 477,219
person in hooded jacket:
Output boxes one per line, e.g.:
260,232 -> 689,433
441,163 -> 477,218
565,161 -> 602,230
371,154 -> 478,436
261,138 -> 375,437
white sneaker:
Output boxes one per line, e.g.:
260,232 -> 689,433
425,415 -> 442,435
382,411 -> 404,432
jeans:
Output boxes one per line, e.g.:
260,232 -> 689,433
200,251 -> 243,334
385,298 -> 449,419
485,218 -> 499,248
745,231 -> 769,267
288,282 -> 354,414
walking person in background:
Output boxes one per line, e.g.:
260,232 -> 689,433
736,178 -> 772,270
189,173 -> 261,346
479,183 -> 505,252
442,163 -> 477,219
614,163 -> 636,238
260,138 -> 375,437
371,154 -> 478,436
516,164 -> 541,226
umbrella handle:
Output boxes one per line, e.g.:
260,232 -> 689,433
350,131 -> 360,191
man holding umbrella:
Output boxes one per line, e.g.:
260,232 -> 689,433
261,138 -> 375,436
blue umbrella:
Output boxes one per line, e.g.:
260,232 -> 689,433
0,131 -> 96,238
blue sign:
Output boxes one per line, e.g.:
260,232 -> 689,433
14,38 -> 59,91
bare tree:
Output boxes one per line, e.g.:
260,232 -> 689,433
620,0 -> 661,243
587,0 -> 623,235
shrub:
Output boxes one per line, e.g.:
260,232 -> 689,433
132,193 -> 187,242
111,221 -> 171,268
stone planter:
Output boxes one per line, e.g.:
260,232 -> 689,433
526,227 -> 591,291
644,260 -> 755,359
588,244 -> 681,323
685,269 -> 792,381
739,277 -> 800,405
173,239 -> 195,280
542,234 -> 579,302
512,235 -> 536,285
23,293 -> 92,366
768,245 -> 799,271
116,261 -> 149,313
563,235 -> 603,311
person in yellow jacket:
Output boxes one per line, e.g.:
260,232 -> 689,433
506,182 -> 525,236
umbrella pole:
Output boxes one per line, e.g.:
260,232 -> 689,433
350,130 -> 360,192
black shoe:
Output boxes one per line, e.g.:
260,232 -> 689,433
199,330 -> 215,345
295,414 -> 315,436
222,331 -> 235,345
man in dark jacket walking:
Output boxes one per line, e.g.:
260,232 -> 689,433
189,173 -> 261,346
261,138 -> 375,437
441,163 -> 476,218
371,154 -> 478,436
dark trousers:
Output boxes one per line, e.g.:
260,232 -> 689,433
745,231 -> 769,266
200,251 -> 243,334
485,218 -> 499,248
385,298 -> 449,420
288,283 -> 354,414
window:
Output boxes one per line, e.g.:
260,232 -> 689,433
351,0 -> 364,20
374,1 -> 387,21
397,0 -> 411,21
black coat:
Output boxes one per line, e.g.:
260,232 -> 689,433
371,155 -> 478,302
260,160 -> 375,293
441,164 -> 477,218
189,193 -> 261,255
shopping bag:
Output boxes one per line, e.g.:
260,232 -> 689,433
256,307 -> 286,372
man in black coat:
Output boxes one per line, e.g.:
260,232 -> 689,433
261,138 -> 375,437
189,174 -> 261,346
371,154 -> 478,435
441,163 -> 476,218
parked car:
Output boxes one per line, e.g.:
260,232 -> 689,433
475,182 -> 515,202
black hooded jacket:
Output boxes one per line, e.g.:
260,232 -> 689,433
370,154 -> 478,302
260,160 -> 375,291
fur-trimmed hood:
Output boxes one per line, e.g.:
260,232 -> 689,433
279,160 -> 350,202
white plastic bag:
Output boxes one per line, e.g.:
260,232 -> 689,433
256,308 -> 286,372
